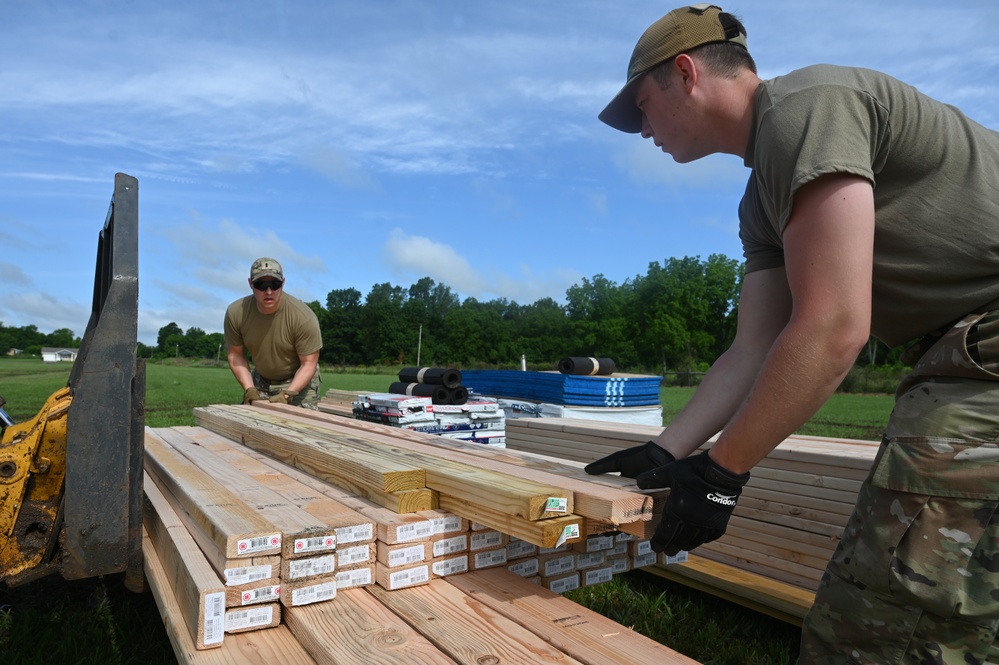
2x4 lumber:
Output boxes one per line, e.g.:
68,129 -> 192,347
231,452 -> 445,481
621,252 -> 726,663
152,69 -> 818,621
283,588 -> 459,665
445,567 -> 702,665
368,578 -> 587,664
155,428 -> 336,559
645,555 -> 813,626
179,426 -> 376,547
258,403 -> 650,526
194,405 -> 425,492
149,472 -> 267,584
143,528 -> 318,665
736,495 -> 849,534
145,430 -> 282,558
505,418 -> 877,471
196,433 -> 437,545
226,405 -> 574,522
143,473 -> 226,650
696,541 -> 824,590
437,494 -> 584,549
148,468 -> 274,584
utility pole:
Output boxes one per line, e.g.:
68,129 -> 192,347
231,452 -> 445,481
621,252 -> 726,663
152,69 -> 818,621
416,324 -> 423,365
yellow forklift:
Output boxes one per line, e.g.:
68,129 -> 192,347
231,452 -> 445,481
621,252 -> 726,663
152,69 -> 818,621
0,173 -> 145,591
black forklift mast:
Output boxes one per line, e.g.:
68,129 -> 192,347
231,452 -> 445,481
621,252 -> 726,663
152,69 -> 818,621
62,172 -> 145,586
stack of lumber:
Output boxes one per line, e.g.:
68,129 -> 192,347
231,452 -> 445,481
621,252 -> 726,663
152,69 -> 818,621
143,404 -> 702,663
461,369 -> 663,407
504,417 -> 880,622
317,388 -> 361,417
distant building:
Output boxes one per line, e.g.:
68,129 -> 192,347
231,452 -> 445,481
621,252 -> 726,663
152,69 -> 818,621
41,347 -> 79,363
6,348 -> 23,356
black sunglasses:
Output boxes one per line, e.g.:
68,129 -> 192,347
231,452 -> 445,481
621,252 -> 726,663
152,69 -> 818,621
252,280 -> 284,292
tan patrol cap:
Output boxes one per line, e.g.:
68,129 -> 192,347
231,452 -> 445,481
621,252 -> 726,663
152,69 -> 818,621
250,257 -> 283,281
599,4 -> 748,134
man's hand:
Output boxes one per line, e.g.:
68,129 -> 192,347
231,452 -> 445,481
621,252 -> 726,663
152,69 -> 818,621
636,450 -> 749,555
583,441 -> 675,479
269,389 -> 299,404
242,387 -> 261,404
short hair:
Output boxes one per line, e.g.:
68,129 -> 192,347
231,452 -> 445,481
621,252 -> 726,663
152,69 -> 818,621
647,13 -> 757,90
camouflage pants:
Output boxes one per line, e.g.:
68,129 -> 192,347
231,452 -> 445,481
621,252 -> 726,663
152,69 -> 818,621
251,369 -> 321,410
800,310 -> 999,665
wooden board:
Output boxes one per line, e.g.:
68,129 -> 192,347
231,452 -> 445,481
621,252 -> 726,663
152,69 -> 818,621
143,474 -> 226,649
155,428 -> 337,559
369,578 -> 586,664
145,430 -> 282,558
446,567 -> 701,664
143,528 -> 317,664
283,588 -> 457,664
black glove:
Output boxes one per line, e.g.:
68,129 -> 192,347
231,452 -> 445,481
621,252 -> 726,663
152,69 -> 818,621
637,450 -> 749,555
584,441 -> 675,479
242,386 -> 261,404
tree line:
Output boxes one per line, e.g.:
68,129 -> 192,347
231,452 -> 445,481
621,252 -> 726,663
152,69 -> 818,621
2,254 -> 904,373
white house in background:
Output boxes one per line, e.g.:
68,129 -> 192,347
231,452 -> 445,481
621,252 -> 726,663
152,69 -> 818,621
41,347 -> 79,363
6,348 -> 23,356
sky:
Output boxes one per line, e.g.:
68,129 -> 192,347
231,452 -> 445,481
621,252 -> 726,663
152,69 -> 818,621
2,0 -> 998,346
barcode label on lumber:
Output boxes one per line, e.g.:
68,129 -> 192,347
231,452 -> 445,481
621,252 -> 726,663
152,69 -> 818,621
433,535 -> 467,557
583,566 -> 614,586
224,564 -> 272,586
662,550 -> 689,565
225,605 -> 274,631
547,573 -> 580,594
432,555 -> 468,577
294,535 -> 336,553
545,497 -> 568,513
396,522 -> 435,542
237,533 -> 281,554
428,514 -> 465,534
633,552 -> 657,568
556,524 -> 581,547
472,548 -> 508,569
543,554 -> 575,577
507,539 -> 538,559
288,555 -> 336,580
388,565 -> 429,589
337,567 -> 372,589
241,585 -> 280,605
507,558 -> 539,577
203,592 -> 225,646
336,524 -> 374,544
389,545 -> 425,566
470,531 -> 504,551
338,544 -> 372,566
291,581 -> 337,606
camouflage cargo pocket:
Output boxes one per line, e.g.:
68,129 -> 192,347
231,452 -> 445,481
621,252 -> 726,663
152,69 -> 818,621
866,436 -> 999,623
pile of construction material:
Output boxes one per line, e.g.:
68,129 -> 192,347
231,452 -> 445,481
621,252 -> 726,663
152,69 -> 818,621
504,416 -> 879,623
460,358 -> 664,427
351,391 -> 507,447
143,402 -> 686,655
389,366 -> 468,405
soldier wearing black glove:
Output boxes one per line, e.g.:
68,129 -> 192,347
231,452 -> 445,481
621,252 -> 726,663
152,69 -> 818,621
583,441 -> 675,478
636,450 -> 749,555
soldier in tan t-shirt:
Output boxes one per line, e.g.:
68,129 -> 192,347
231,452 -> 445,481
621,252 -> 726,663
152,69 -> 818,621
585,5 -> 999,663
224,257 -> 323,409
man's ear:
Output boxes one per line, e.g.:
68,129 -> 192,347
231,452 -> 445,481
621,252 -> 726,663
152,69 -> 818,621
674,53 -> 698,92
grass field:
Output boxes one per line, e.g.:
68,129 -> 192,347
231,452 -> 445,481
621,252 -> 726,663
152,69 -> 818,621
0,358 -> 897,664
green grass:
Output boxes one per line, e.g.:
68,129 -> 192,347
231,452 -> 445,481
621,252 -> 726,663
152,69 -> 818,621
0,358 -> 900,664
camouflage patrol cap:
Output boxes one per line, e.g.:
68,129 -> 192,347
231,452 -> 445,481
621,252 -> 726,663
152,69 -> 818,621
250,257 -> 283,281
599,4 -> 748,133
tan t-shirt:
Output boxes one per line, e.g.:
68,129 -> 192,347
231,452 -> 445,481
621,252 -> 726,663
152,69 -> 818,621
740,64 -> 999,347
223,292 -> 322,381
